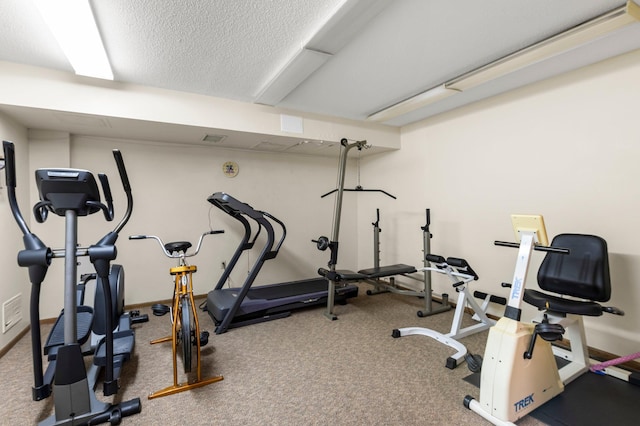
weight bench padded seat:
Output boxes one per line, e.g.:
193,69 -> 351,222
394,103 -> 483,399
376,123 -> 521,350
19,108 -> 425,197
358,263 -> 417,278
318,263 -> 417,282
317,268 -> 367,282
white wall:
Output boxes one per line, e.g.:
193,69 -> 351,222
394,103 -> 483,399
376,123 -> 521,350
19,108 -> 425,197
358,48 -> 640,356
0,112 -> 30,349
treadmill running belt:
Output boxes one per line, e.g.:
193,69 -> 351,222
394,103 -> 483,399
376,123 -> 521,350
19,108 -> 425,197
248,279 -> 329,300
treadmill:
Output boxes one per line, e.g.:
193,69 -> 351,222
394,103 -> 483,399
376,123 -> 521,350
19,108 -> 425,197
205,192 -> 359,334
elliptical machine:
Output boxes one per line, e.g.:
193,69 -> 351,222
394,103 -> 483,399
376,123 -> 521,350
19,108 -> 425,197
2,140 -> 142,425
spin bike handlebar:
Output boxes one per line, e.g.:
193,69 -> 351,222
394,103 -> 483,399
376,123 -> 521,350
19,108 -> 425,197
129,230 -> 224,258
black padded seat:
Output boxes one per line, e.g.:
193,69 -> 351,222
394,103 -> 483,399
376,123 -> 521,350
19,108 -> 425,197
524,233 -> 612,317
335,269 -> 368,280
165,241 -> 192,254
524,289 -> 605,316
358,263 -> 417,278
317,268 -> 367,282
319,264 -> 417,282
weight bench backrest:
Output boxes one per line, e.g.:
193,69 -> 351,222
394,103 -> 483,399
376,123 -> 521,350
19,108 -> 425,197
537,233 -> 611,302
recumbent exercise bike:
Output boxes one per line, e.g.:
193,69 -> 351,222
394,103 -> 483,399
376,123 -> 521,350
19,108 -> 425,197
464,215 -> 624,425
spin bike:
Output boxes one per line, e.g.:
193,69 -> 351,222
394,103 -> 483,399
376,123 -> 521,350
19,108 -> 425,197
130,231 -> 224,399
2,140 -> 142,425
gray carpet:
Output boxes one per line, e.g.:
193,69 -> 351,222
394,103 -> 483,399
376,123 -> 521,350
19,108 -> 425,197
0,283 -> 547,425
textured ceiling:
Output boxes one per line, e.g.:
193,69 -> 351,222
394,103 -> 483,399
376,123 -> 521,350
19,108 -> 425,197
0,0 -> 638,154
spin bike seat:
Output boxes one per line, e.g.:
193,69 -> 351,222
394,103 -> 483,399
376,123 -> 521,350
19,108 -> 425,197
165,241 -> 192,254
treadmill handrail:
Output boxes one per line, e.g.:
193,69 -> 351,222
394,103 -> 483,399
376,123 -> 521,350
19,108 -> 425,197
260,210 -> 286,256
213,213 -> 252,291
208,192 -> 286,258
214,209 -> 275,333
207,192 -> 299,334
210,194 -> 280,293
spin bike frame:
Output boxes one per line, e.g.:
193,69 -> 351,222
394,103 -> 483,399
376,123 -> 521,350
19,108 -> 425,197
130,231 -> 224,399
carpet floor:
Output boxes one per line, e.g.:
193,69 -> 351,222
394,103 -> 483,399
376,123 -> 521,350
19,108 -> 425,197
1,283 -> 548,425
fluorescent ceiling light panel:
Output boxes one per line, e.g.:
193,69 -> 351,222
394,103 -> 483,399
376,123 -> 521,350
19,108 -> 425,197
255,0 -> 390,106
370,1 -> 640,124
367,85 -> 459,122
307,0 -> 392,54
34,0 -> 113,80
447,1 -> 640,91
255,48 -> 331,106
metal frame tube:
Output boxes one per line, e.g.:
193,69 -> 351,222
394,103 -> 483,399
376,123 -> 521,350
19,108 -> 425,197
64,210 -> 78,344
325,139 -> 367,319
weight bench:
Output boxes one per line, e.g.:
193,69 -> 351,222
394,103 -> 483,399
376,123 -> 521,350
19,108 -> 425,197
317,263 -> 416,284
318,209 -> 454,318
320,262 -> 446,308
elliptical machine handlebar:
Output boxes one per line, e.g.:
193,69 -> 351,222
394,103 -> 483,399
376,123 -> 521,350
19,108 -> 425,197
2,140 -> 133,241
97,173 -> 115,221
112,149 -> 134,234
3,141 -> 52,275
2,141 -> 30,236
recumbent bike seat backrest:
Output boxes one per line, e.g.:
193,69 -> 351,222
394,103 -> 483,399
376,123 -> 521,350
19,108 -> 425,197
537,233 -> 611,302
524,233 -> 613,317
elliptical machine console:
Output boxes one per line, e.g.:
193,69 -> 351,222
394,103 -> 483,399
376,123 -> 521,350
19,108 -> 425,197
34,169 -> 107,219
2,140 -> 142,425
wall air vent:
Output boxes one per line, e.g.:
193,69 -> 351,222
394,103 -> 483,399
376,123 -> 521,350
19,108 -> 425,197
252,140 -> 295,152
202,134 -> 227,143
286,140 -> 336,153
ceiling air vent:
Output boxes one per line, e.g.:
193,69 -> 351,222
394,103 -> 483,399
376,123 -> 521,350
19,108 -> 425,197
202,134 -> 227,143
